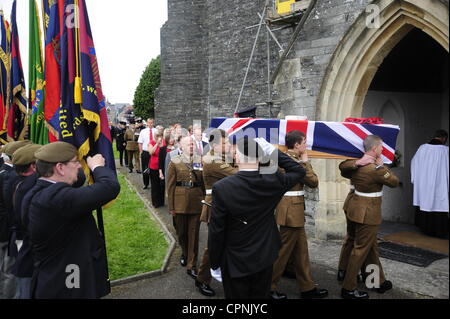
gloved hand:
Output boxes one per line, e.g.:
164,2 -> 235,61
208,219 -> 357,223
254,137 -> 276,156
210,268 -> 223,283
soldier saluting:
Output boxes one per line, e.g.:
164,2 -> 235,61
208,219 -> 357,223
270,130 -> 328,299
195,129 -> 237,297
339,135 -> 399,299
167,136 -> 205,280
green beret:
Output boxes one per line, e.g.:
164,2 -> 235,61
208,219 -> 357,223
12,144 -> 43,166
35,142 -> 79,163
3,140 -> 32,157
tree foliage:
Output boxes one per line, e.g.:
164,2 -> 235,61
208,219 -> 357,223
133,56 -> 161,119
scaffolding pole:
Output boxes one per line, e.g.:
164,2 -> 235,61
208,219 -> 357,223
270,0 -> 317,84
234,1 -> 269,114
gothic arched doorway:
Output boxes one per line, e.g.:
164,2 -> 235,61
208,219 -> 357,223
313,0 -> 449,239
363,28 -> 449,225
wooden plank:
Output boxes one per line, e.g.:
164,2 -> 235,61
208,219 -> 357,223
276,145 -> 357,160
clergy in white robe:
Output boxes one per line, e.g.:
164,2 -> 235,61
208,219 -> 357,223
411,130 -> 449,238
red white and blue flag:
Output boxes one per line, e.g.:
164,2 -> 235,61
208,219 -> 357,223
210,118 -> 400,164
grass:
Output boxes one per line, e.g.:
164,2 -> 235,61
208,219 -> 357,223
112,141 -> 120,160
103,173 -> 169,280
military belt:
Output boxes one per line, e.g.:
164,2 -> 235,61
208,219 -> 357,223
176,181 -> 202,188
355,190 -> 383,198
284,191 -> 305,197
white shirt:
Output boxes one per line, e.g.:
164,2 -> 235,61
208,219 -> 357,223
411,143 -> 449,212
138,127 -> 157,152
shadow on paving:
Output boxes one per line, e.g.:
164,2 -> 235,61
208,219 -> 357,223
106,165 -> 423,300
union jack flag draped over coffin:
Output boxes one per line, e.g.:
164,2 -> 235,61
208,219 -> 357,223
209,118 -> 400,164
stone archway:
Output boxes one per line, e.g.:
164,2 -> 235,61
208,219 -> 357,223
313,0 -> 449,239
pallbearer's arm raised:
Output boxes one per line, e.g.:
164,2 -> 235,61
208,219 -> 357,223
301,161 -> 318,188
373,166 -> 399,188
339,159 -> 358,179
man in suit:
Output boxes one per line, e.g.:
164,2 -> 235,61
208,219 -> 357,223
115,122 -> 128,167
4,144 -> 42,299
270,130 -> 328,299
0,140 -> 31,299
208,136 -> 306,299
167,136 -> 205,280
24,142 -> 120,298
339,135 -> 399,299
196,129 -> 237,297
192,125 -> 207,156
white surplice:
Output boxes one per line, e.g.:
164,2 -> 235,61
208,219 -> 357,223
411,143 -> 449,212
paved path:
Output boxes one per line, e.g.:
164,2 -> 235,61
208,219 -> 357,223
107,167 -> 449,299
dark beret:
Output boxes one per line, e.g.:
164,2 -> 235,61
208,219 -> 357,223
3,140 -> 32,157
12,144 -> 43,166
35,142 -> 79,163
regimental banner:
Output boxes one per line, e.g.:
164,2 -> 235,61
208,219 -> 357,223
210,118 -> 400,164
8,0 -> 28,142
29,0 -> 49,145
59,0 -> 115,180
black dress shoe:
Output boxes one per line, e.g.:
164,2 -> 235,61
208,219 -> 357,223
301,288 -> 329,299
180,255 -> 187,267
341,288 -> 369,299
136,170 -> 142,174
187,269 -> 198,280
373,280 -> 392,293
195,281 -> 215,297
128,169 -> 133,173
143,185 -> 149,190
269,291 -> 287,299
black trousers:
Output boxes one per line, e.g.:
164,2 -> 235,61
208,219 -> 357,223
141,151 -> 150,187
118,149 -> 127,166
222,263 -> 273,299
149,169 -> 165,207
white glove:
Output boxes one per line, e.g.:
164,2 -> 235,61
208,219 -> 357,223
210,268 -> 223,283
16,240 -> 23,252
254,137 -> 276,156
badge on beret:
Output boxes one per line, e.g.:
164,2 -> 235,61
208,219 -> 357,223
384,172 -> 391,179
220,164 -> 230,169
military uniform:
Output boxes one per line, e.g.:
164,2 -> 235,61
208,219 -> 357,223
340,161 -> 399,291
167,154 -> 205,271
271,150 -> 319,293
196,151 -> 237,286
338,160 -> 356,274
125,128 -> 140,172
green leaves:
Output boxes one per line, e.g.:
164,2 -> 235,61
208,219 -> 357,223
133,56 -> 160,119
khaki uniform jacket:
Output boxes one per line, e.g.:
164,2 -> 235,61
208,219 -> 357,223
343,162 -> 399,225
167,155 -> 205,214
125,128 -> 139,151
275,150 -> 318,228
201,152 -> 238,223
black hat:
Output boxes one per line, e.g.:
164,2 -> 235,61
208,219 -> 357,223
119,121 -> 127,125
234,106 -> 257,118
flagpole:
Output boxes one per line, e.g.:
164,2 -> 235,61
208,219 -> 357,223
74,0 -> 109,290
